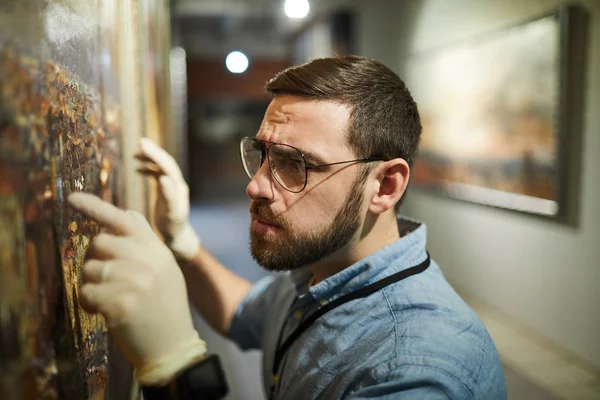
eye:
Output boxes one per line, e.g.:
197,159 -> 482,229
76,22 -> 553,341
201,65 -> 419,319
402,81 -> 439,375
250,141 -> 266,162
273,156 -> 303,173
289,158 -> 304,171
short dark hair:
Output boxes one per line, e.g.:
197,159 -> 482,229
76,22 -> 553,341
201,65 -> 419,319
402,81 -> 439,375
264,56 -> 422,168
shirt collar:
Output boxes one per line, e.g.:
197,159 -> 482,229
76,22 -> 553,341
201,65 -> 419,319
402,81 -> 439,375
291,216 -> 428,303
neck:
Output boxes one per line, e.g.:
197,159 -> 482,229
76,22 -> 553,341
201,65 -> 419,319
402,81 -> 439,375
308,210 -> 400,284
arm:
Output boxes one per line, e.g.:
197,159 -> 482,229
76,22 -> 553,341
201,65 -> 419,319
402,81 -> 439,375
179,247 -> 251,337
135,138 -> 250,336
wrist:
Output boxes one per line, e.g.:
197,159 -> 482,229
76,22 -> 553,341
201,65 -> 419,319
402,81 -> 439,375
170,223 -> 201,261
135,336 -> 207,387
141,354 -> 228,400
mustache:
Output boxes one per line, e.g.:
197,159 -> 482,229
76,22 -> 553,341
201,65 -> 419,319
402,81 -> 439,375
250,202 -> 288,228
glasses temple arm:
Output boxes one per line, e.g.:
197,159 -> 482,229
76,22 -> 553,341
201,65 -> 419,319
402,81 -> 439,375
306,157 -> 387,170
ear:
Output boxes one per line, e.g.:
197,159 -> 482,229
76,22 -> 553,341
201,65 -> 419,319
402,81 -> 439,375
368,158 -> 410,214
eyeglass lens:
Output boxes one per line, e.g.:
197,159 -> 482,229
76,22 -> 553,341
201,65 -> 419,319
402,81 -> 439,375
240,138 -> 307,192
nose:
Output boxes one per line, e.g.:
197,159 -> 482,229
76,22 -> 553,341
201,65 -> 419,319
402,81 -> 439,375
246,160 -> 276,201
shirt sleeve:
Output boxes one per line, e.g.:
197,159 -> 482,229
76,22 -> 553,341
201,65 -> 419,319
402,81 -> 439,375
346,363 -> 476,400
227,274 -> 277,350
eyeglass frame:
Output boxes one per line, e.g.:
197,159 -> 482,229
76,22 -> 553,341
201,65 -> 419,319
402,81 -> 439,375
240,136 -> 388,193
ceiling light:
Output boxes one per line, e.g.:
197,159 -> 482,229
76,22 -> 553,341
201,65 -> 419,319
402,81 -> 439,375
285,0 -> 310,19
225,51 -> 249,74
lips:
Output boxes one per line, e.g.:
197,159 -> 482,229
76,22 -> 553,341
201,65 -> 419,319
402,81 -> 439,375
252,214 -> 281,228
249,202 -> 285,233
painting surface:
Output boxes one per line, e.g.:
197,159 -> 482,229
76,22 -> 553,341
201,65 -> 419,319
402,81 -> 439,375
407,14 -> 560,215
0,0 -> 123,398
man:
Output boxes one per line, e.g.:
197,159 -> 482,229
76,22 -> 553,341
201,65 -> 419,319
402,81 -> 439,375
69,56 -> 506,399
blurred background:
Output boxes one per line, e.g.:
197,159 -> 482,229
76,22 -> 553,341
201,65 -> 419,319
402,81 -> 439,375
176,1 -> 600,399
1,0 -> 599,399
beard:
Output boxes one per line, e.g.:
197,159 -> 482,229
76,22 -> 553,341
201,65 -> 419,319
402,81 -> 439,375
249,172 -> 367,272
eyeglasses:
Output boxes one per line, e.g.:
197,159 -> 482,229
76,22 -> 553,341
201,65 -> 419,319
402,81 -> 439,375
240,137 -> 387,193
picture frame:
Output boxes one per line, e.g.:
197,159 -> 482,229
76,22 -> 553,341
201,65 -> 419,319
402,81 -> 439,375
406,5 -> 587,222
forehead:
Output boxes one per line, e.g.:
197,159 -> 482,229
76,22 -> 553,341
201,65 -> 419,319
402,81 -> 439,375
257,95 -> 353,159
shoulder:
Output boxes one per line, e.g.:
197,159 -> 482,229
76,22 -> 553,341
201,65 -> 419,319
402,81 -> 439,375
228,273 -> 294,349
343,302 -> 506,398
364,265 -> 506,397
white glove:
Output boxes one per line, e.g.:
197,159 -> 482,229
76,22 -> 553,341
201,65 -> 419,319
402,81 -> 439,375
136,138 -> 200,261
68,192 -> 206,386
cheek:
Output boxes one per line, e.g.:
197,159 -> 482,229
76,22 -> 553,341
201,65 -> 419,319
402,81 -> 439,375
281,190 -> 344,232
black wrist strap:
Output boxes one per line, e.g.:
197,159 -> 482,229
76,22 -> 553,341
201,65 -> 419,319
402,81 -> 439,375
142,354 -> 229,400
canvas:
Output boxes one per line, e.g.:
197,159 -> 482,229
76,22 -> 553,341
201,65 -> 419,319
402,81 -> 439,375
407,9 -> 571,217
0,0 -> 124,398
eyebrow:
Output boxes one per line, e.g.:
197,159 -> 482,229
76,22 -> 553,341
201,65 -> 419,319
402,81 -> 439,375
298,148 -> 326,165
259,135 -> 327,165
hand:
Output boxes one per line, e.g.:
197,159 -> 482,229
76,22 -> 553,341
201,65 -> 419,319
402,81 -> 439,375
68,192 -> 206,386
135,138 -> 200,261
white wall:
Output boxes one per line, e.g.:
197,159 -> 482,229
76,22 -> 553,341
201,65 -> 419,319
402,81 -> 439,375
350,0 -> 600,369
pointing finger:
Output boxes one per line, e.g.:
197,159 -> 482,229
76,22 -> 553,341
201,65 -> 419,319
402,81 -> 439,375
68,193 -> 136,236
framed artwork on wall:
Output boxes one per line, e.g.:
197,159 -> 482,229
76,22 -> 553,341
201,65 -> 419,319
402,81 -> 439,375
406,5 -> 587,220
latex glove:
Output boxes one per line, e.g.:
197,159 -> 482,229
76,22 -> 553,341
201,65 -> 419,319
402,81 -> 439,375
68,192 -> 206,386
135,138 -> 200,261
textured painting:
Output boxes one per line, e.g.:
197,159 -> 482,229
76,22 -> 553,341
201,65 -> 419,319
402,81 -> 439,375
0,0 -> 123,398
407,11 -> 565,216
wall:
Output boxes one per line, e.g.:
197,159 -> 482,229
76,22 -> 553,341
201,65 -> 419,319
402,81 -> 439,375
187,59 -> 290,101
352,0 -> 600,369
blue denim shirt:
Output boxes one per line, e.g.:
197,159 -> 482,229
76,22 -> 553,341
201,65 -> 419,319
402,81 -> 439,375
229,218 -> 506,399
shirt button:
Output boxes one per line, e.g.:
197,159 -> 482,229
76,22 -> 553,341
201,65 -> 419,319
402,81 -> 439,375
292,310 -> 303,320
320,298 -> 328,306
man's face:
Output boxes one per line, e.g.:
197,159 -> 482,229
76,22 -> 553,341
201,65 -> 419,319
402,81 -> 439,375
246,95 -> 368,271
